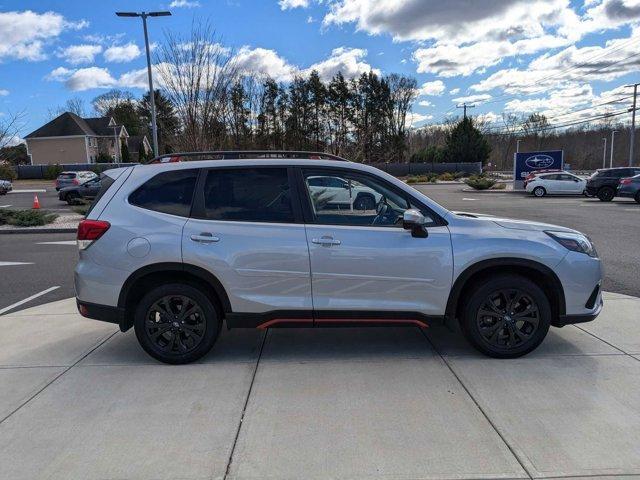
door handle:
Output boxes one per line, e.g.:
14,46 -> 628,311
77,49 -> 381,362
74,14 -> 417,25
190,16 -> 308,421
312,236 -> 341,246
190,233 -> 220,244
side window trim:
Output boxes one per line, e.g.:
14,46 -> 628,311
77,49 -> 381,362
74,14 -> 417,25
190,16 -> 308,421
296,166 -> 446,228
190,165 -> 304,224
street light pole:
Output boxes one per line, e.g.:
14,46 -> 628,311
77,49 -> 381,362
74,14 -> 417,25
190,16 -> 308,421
610,130 -> 618,168
516,139 -> 522,153
602,137 -> 607,169
628,83 -> 638,167
116,11 -> 171,159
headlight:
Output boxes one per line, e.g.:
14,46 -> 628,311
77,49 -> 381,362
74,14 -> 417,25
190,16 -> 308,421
545,231 -> 598,257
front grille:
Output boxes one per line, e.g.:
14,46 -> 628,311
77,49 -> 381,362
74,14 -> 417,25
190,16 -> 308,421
585,284 -> 600,309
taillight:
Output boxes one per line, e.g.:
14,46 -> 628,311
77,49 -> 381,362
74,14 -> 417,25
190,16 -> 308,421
72,179 -> 79,185
620,178 -> 632,185
77,219 -> 110,250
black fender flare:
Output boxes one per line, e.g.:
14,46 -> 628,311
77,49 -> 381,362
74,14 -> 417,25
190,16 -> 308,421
445,257 -> 566,320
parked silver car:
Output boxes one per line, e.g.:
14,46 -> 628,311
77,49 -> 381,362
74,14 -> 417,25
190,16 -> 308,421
75,152 -> 603,364
55,170 -> 97,191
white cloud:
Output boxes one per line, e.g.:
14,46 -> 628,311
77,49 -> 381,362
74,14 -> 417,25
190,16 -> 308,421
418,80 -> 445,96
169,0 -> 201,7
452,94 -> 492,104
46,66 -> 117,91
0,89 -> 8,96
279,0 -> 310,9
472,29 -> 640,95
57,44 -> 102,65
232,46 -> 299,82
449,88 -> 460,95
0,10 -> 88,62
104,43 -> 141,63
306,47 -> 378,80
408,112 -> 434,127
417,100 -> 432,107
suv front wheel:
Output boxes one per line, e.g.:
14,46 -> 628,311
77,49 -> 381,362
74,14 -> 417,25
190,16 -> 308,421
134,283 -> 221,364
460,275 -> 551,358
597,186 -> 615,202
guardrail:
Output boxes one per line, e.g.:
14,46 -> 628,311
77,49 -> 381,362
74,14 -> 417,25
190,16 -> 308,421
13,160 -> 482,179
15,163 -> 138,179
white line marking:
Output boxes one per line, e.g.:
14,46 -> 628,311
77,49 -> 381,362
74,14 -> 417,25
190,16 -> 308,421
9,189 -> 47,194
36,241 -> 76,246
0,261 -> 34,267
0,286 -> 60,316
462,198 -> 478,201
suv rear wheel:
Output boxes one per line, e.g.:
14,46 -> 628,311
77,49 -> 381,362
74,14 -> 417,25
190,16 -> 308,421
134,283 -> 221,364
635,192 -> 640,204
597,186 -> 615,202
460,275 -> 551,358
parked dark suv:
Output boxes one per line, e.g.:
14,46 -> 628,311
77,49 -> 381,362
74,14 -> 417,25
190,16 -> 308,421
585,167 -> 640,201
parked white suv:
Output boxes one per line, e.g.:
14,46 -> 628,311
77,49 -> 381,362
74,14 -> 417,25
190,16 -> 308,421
75,152 -> 603,364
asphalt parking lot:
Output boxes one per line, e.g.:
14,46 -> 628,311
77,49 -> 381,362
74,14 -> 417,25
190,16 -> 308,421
2,180 -> 75,212
1,182 -> 639,479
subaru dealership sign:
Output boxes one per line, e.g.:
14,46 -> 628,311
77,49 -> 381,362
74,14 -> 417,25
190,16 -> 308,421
514,150 -> 564,189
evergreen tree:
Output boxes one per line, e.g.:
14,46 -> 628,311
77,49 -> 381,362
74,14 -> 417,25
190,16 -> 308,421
444,117 -> 491,164
138,90 -> 180,152
120,139 -> 130,162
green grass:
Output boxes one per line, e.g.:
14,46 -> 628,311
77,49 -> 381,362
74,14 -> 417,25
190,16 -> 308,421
0,209 -> 58,227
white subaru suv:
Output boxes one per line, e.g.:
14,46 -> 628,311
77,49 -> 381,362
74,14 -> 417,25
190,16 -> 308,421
75,151 -> 603,364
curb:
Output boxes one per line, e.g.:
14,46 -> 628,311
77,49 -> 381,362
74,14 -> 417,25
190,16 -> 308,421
461,188 -> 522,193
0,227 -> 77,234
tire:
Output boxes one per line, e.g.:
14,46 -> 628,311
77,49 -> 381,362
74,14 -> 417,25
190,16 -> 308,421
597,186 -> 615,202
134,283 -> 221,364
65,191 -> 80,205
532,186 -> 546,197
354,194 -> 376,210
635,192 -> 640,204
459,275 -> 551,358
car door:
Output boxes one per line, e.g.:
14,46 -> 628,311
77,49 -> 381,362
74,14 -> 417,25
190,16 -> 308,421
562,174 -> 584,193
182,166 -> 312,318
299,167 -> 453,319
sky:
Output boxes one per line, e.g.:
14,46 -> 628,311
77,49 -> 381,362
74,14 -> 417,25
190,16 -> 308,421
1,0 -> 639,142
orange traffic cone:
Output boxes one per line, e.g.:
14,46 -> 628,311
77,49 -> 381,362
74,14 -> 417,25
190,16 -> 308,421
32,194 -> 40,210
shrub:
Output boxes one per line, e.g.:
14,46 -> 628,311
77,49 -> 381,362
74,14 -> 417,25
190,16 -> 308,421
454,171 -> 468,179
0,209 -> 58,227
492,182 -> 507,190
0,163 -> 17,181
438,172 -> 455,181
72,203 -> 91,216
44,164 -> 63,180
465,175 -> 496,190
406,174 -> 437,184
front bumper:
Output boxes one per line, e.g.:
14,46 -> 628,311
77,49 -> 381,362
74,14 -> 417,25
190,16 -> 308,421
556,297 -> 603,327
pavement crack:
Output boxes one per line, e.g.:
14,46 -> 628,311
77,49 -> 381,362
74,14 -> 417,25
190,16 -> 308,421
222,328 -> 268,480
418,327 -> 535,480
0,330 -> 118,426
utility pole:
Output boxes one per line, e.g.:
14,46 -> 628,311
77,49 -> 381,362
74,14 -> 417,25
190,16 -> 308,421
116,10 -> 172,159
628,83 -> 639,166
602,137 -> 607,168
456,103 -> 475,119
610,130 -> 618,168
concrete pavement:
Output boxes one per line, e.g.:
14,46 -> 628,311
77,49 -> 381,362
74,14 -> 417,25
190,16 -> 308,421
1,292 -> 639,479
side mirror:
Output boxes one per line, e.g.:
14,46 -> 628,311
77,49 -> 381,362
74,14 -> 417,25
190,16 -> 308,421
403,209 -> 428,238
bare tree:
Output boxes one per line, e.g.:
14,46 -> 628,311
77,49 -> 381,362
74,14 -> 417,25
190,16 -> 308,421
91,90 -> 134,117
0,110 -> 25,149
47,97 -> 87,120
156,21 -> 239,151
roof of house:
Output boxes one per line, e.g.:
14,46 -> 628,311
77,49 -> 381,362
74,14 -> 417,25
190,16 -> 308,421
25,112 -> 125,139
127,135 -> 149,153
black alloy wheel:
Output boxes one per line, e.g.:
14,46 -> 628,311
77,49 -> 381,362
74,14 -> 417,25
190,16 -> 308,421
134,283 -> 220,364
597,186 -> 615,202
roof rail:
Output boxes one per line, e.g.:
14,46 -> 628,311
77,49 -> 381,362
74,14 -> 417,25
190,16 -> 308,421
146,150 -> 349,165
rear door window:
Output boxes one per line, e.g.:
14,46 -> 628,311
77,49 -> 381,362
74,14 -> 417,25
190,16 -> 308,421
58,173 -> 76,179
129,169 -> 198,217
202,168 -> 294,223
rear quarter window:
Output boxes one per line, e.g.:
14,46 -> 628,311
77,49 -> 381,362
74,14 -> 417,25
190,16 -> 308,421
85,174 -> 116,217
58,173 -> 76,179
129,169 -> 199,217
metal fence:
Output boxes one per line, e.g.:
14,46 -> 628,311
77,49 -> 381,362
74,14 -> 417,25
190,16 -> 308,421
15,160 -> 482,179
15,163 -> 138,179
371,162 -> 482,176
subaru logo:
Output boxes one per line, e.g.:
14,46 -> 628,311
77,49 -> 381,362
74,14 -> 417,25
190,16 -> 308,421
525,155 -> 554,169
